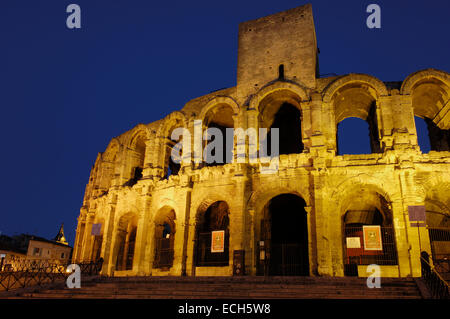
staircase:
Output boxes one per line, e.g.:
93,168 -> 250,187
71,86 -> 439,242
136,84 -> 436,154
4,276 -> 423,299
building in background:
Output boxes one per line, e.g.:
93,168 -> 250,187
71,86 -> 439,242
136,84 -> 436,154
73,4 -> 450,278
0,225 -> 72,270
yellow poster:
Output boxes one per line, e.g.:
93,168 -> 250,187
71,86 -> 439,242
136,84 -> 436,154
211,230 -> 225,253
363,225 -> 383,251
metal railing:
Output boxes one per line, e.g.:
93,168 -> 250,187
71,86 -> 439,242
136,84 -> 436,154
153,238 -> 174,268
420,256 -> 449,299
0,259 -> 103,292
427,226 -> 450,274
195,231 -> 229,267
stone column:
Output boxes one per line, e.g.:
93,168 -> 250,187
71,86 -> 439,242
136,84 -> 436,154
181,180 -> 193,276
396,169 -> 423,277
134,192 -> 152,275
231,169 -> 249,271
310,92 -> 325,149
80,212 -> 95,262
72,215 -> 86,263
101,202 -> 117,275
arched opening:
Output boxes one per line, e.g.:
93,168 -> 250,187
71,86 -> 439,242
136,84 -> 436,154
260,194 -> 309,276
115,214 -> 138,271
258,90 -> 304,157
337,117 -> 372,155
203,105 -> 234,166
101,144 -> 119,195
125,134 -> 146,186
195,201 -> 230,266
412,78 -> 450,152
164,132 -> 182,179
342,190 -> 398,276
333,84 -> 381,154
153,207 -> 176,269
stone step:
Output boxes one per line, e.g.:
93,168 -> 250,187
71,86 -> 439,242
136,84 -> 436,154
13,276 -> 423,299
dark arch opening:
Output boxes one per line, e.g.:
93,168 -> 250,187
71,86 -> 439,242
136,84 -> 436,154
264,103 -> 303,156
153,209 -> 176,269
195,201 -> 230,267
260,194 -> 309,276
204,122 -> 233,167
416,117 -> 450,152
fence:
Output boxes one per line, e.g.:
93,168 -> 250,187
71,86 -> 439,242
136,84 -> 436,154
343,226 -> 398,276
153,238 -> 174,268
0,259 -> 103,292
420,255 -> 449,299
427,227 -> 450,274
195,231 -> 229,267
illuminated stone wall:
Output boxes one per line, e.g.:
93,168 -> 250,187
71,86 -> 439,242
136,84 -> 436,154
72,4 -> 450,277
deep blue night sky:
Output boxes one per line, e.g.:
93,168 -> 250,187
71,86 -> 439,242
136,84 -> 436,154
0,1 -> 449,245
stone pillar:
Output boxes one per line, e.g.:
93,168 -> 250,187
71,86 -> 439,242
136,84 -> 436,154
396,169 -> 423,277
377,96 -> 394,152
134,193 -> 152,275
231,168 -> 249,271
310,92 -> 325,149
121,223 -> 132,270
103,202 -> 118,275
72,214 -> 86,263
247,209 -> 256,275
181,180 -> 193,276
80,212 -> 95,262
310,170 -> 332,276
301,102 -> 312,150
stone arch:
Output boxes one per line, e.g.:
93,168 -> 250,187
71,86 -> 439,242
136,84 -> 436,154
157,111 -> 189,178
193,198 -> 231,267
152,205 -> 177,269
248,186 -> 310,217
128,124 -> 151,148
255,191 -> 309,276
123,125 -> 151,186
420,174 -> 450,227
249,81 -> 309,112
113,211 -> 139,271
98,138 -> 121,192
400,68 -> 450,96
330,178 -> 399,275
199,97 -> 238,166
198,96 -> 240,123
323,74 -> 387,154
322,74 -> 388,104
330,175 -> 399,210
251,83 -> 307,155
103,138 -> 121,162
157,111 -> 189,139
402,69 -> 450,149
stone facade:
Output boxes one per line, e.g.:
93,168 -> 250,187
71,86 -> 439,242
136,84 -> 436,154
72,4 -> 450,277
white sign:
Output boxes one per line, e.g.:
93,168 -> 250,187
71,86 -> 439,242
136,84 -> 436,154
346,237 -> 361,249
0,254 -> 5,258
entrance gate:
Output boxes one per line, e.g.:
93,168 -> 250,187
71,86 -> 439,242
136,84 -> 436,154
258,194 -> 309,276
